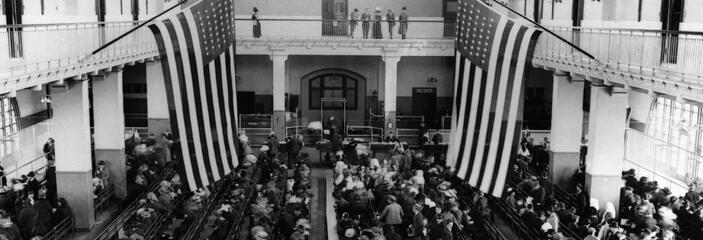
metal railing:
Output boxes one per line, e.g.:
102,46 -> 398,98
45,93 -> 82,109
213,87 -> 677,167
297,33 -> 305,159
41,214 -> 75,240
0,21 -> 158,82
225,167 -> 261,240
346,125 -> 383,142
94,165 -> 175,240
235,18 -> 454,40
535,26 -> 703,88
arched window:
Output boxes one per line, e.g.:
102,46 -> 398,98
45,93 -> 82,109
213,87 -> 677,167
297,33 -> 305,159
309,74 -> 358,110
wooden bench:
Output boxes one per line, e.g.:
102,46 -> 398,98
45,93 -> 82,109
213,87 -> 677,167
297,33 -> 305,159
94,183 -> 115,213
42,215 -> 75,240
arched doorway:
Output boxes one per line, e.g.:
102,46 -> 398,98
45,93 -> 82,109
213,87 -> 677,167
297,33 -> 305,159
300,68 -> 366,127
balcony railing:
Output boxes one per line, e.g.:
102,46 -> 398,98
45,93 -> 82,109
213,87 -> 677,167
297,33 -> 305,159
0,21 -> 158,82
235,18 -> 455,40
535,26 -> 703,87
0,18 -> 454,85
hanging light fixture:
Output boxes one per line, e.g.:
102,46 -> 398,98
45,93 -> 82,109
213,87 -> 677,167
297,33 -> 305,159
40,95 -> 52,104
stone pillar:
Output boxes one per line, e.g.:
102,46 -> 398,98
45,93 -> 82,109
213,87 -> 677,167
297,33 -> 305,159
92,70 -> 127,198
147,60 -> 171,137
586,83 -> 628,215
549,72 -> 584,192
52,79 -> 95,229
271,53 -> 288,140
383,55 -> 401,136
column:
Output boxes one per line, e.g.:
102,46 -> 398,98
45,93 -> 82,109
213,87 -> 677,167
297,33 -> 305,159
549,72 -> 584,192
271,53 -> 288,140
147,60 -> 171,136
383,55 -> 401,136
92,70 -> 127,199
52,79 -> 95,229
586,83 -> 628,215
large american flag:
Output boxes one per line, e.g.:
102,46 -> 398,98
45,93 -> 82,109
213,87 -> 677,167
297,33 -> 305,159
148,0 -> 239,192
447,0 -> 542,197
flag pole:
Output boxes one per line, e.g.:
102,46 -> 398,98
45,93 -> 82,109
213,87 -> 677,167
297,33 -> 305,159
89,0 -> 189,56
489,0 -> 597,61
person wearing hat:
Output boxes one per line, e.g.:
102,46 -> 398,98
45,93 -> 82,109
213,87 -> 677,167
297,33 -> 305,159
398,7 -> 409,39
386,9 -> 396,39
290,223 -> 310,240
265,132 -> 279,159
26,171 -> 40,199
95,160 -> 110,185
372,7 -> 383,39
253,229 -> 268,240
361,8 -> 371,39
252,7 -> 261,38
380,195 -> 403,233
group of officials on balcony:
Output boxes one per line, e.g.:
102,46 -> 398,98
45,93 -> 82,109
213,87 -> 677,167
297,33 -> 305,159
350,7 -> 409,39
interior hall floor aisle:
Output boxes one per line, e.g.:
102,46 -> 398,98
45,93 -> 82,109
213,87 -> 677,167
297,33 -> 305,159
307,146 -> 331,240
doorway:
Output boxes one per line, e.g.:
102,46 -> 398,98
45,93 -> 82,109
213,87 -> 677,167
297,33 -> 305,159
4,0 -> 23,58
443,0 -> 458,37
412,88 -> 437,128
321,0 -> 348,36
301,68 -> 366,126
661,0 -> 684,64
131,0 -> 140,22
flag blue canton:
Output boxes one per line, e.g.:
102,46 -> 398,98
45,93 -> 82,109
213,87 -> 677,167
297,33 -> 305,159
457,0 -> 500,69
193,0 -> 235,63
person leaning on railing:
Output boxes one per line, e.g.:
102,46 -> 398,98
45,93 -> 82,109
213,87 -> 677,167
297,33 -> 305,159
349,8 -> 360,39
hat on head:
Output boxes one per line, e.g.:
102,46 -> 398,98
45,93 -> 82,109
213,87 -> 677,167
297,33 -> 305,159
402,6 -> 407,10
254,231 -> 268,240
345,228 -> 356,237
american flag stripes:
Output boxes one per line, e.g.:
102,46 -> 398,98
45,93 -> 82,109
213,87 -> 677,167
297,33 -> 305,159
148,0 -> 239,192
447,0 -> 541,197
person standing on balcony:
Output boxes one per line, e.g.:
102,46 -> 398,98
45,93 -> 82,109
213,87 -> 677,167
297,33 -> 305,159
252,7 -> 261,38
386,9 -> 396,39
349,9 -> 360,39
372,8 -> 383,39
399,7 -> 409,39
361,8 -> 371,39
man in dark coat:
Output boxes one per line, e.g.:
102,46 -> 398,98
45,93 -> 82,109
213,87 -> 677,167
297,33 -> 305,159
279,207 -> 302,238
286,134 -> 303,168
265,132 -> 280,159
0,209 -> 20,240
17,200 -> 37,240
25,172 -> 39,199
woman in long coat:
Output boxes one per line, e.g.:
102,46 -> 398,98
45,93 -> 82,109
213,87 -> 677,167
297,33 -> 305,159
372,8 -> 383,39
252,7 -> 261,38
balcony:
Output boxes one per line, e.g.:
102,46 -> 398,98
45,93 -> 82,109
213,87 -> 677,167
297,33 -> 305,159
533,27 -> 703,101
3,19 -> 703,99
0,21 -> 158,93
0,19 -> 455,93
234,18 -> 456,56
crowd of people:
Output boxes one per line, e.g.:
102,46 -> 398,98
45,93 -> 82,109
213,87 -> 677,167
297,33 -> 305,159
0,141 -> 73,240
244,138 -> 313,240
332,147 -> 487,240
506,133 -> 703,240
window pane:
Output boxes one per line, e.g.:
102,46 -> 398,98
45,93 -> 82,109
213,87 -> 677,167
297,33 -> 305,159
325,76 -> 343,87
346,89 -> 356,108
310,90 -> 321,109
311,78 -> 320,88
